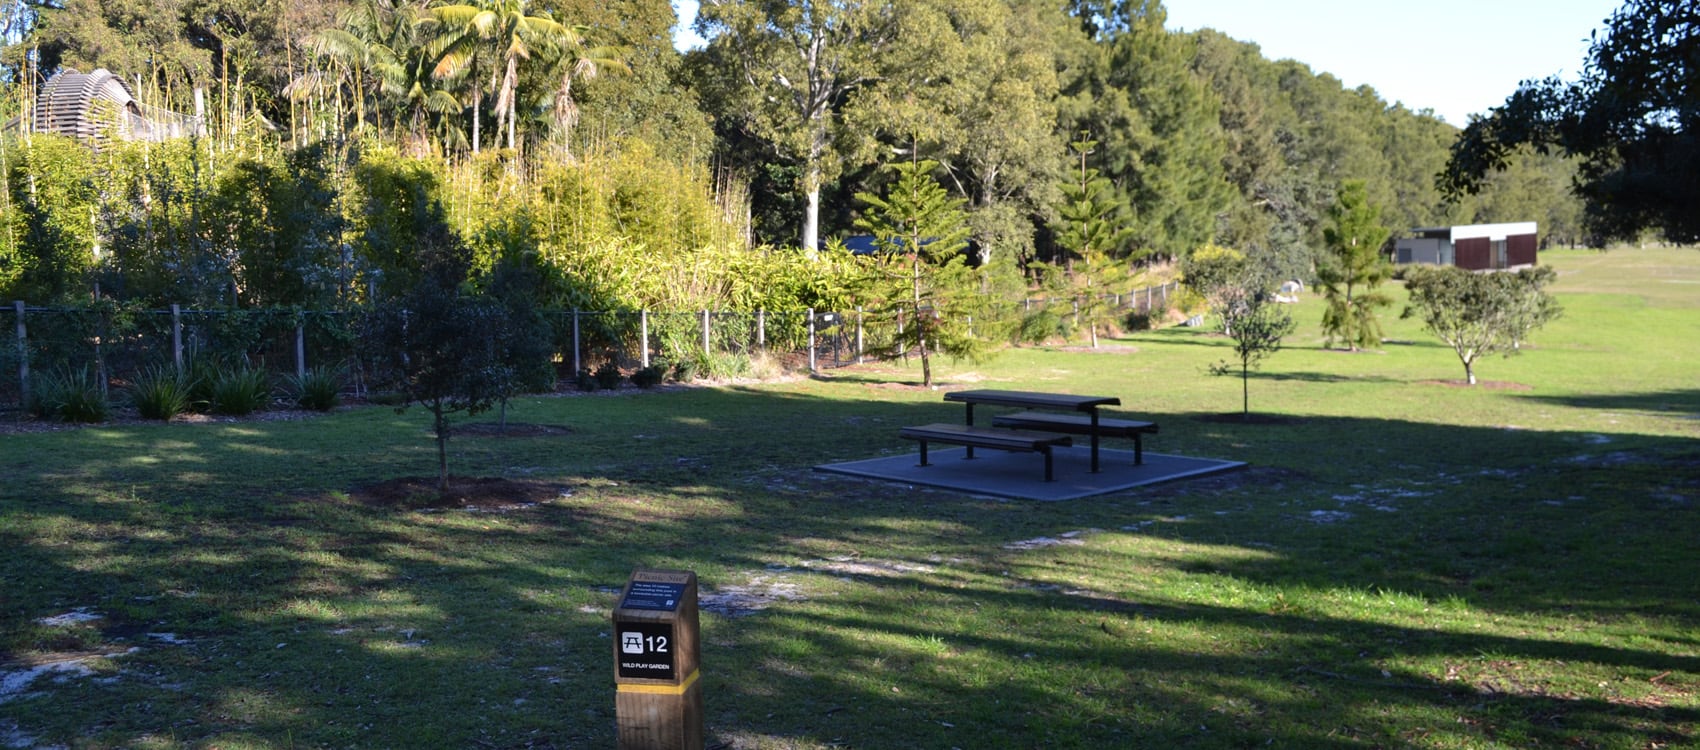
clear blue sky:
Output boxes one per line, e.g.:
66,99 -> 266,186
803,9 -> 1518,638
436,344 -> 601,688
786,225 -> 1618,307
671,0 -> 1622,126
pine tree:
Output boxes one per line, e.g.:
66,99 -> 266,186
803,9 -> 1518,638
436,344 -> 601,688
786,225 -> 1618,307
1052,136 -> 1133,347
854,158 -> 977,388
1318,180 -> 1392,351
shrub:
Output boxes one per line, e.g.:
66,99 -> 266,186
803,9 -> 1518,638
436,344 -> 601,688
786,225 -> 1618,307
573,369 -> 599,392
129,366 -> 191,420
181,355 -> 224,412
1015,308 -> 1067,345
671,356 -> 700,383
367,391 -> 408,406
593,361 -> 623,390
632,363 -> 668,388
31,368 -> 108,423
701,351 -> 750,380
209,365 -> 272,416
287,367 -> 342,411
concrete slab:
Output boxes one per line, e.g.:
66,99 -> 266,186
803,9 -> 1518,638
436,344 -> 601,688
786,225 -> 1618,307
815,445 -> 1245,501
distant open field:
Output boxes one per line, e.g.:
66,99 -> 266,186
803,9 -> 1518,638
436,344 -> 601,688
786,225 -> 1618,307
2,247 -> 1696,749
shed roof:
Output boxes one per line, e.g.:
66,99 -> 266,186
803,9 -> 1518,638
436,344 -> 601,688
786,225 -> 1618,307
33,68 -> 202,143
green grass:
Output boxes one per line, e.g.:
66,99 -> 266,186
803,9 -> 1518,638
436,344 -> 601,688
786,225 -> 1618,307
2,248 -> 1697,749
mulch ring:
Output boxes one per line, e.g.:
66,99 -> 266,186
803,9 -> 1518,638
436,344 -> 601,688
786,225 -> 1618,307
1422,380 -> 1532,390
348,476 -> 570,511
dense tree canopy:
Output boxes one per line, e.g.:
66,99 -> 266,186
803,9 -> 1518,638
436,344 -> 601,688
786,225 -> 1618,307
1441,0 -> 1697,243
0,0 -> 1605,315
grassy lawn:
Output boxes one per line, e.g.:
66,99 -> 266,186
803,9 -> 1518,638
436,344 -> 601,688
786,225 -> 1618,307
2,247 -> 1697,749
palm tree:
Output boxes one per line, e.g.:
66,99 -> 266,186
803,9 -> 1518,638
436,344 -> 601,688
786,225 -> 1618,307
425,0 -> 572,154
544,36 -> 628,161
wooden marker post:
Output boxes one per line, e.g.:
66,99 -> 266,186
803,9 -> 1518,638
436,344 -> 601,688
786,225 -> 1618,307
612,569 -> 702,750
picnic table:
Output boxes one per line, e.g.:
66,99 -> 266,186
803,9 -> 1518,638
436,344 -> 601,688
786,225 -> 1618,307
943,389 -> 1121,472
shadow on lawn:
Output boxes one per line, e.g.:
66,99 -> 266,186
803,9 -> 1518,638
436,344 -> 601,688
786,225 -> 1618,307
1519,387 -> 1700,417
3,385 -> 1697,747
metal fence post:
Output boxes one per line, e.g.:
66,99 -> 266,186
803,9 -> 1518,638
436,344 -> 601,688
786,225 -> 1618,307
640,310 -> 650,369
756,309 -> 765,350
701,309 -> 711,355
572,309 -> 582,375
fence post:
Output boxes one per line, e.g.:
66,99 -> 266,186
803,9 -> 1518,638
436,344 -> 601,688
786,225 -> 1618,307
807,308 -> 817,374
14,301 -> 26,410
572,309 -> 581,375
295,313 -> 307,379
94,304 -> 107,400
171,304 -> 184,369
855,306 -> 864,365
701,309 -> 711,355
756,309 -> 765,350
640,310 -> 650,369
896,309 -> 906,357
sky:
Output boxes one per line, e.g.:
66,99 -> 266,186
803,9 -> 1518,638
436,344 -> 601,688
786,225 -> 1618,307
670,0 -> 1622,126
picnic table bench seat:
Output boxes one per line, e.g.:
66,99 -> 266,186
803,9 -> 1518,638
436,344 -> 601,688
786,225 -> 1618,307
898,423 -> 1073,482
990,411 -> 1159,465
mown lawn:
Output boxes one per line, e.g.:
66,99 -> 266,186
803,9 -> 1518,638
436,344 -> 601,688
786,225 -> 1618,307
2,247 -> 1697,749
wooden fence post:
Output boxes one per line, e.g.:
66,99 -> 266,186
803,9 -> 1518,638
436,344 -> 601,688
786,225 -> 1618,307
640,310 -> 650,369
855,306 -> 864,365
896,310 -> 906,357
171,304 -> 183,369
701,309 -> 711,355
572,309 -> 581,375
807,308 -> 817,374
295,313 -> 307,379
756,309 -> 765,350
14,301 -> 27,410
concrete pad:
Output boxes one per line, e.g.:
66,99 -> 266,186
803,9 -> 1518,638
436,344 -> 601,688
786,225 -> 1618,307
815,445 -> 1245,501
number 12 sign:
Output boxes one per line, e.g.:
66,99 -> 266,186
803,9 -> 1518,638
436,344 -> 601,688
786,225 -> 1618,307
616,621 -> 675,680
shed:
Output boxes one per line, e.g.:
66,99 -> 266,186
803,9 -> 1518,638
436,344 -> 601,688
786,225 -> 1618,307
33,68 -> 203,144
1394,223 -> 1538,271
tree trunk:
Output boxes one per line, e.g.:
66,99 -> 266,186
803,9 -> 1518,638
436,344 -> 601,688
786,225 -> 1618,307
433,404 -> 450,492
1242,360 -> 1250,419
803,184 -> 821,256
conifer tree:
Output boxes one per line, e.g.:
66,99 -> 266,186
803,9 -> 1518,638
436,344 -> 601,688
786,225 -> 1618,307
1318,180 -> 1392,351
1052,136 -> 1133,347
854,158 -> 977,388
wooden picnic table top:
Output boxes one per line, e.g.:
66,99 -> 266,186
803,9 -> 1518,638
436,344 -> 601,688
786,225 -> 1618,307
942,389 -> 1120,412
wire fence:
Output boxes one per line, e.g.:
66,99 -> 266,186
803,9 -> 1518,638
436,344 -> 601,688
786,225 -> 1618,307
2,281 -> 1182,411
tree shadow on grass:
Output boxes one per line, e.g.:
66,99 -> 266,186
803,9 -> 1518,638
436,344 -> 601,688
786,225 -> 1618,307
1519,388 -> 1700,417
3,386 -> 1698,748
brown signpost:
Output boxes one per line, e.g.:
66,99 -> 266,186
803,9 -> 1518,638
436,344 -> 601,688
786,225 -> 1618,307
612,569 -> 702,750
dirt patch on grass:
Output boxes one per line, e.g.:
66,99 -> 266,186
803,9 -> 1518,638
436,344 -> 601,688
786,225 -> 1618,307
348,476 -> 569,510
454,422 -> 574,437
700,575 -> 808,617
1422,379 -> 1532,390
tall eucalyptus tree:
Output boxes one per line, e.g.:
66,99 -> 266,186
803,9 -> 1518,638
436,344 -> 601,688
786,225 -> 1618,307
695,0 -> 900,253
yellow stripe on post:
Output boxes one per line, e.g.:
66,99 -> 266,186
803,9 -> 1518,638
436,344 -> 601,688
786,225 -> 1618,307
615,669 -> 700,696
